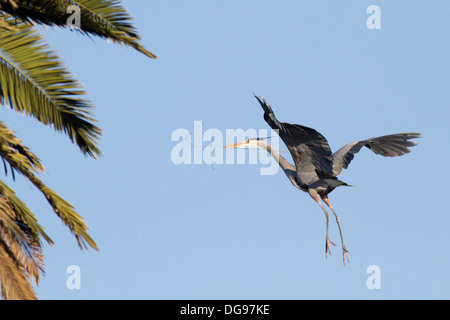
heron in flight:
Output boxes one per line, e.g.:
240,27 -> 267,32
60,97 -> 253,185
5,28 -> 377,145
225,95 -> 420,265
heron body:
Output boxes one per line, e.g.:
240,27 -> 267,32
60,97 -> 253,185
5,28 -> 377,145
308,179 -> 349,194
225,95 -> 421,266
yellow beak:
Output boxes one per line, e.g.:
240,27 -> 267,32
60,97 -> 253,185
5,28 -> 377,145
224,141 -> 250,149
224,143 -> 239,149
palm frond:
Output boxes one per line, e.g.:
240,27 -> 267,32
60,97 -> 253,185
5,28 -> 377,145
29,177 -> 98,250
0,122 -> 52,245
0,237 -> 37,300
0,124 -> 50,288
0,0 -> 157,58
0,0 -> 152,299
0,162 -> 99,252
0,14 -> 102,158
0,178 -> 53,246
0,120 -> 44,174
0,121 -> 95,250
0,194 -> 45,287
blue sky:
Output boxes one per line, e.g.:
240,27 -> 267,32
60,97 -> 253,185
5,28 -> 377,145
1,1 -> 449,299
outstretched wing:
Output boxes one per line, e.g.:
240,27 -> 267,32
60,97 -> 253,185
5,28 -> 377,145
254,95 -> 333,176
332,132 -> 421,176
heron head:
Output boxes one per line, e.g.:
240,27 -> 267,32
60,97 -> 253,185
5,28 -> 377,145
224,138 -> 262,149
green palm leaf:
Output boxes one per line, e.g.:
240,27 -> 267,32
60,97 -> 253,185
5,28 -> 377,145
0,14 -> 102,158
0,0 -> 155,300
0,0 -> 157,58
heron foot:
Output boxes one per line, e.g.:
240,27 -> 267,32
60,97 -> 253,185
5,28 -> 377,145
325,238 -> 336,258
342,246 -> 350,266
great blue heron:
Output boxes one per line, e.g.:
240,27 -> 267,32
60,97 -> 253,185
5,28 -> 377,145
225,94 -> 421,266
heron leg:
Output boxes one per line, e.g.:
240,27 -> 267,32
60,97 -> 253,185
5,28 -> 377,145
308,189 -> 335,258
321,194 -> 350,266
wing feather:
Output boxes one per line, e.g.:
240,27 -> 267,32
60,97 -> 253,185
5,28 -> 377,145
332,133 -> 421,175
254,95 -> 333,180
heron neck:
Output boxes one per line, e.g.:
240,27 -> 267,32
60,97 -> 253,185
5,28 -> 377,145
256,140 -> 296,173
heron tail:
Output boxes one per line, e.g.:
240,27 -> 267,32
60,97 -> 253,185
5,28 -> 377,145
322,178 -> 352,188
342,182 -> 357,187
338,180 -> 357,188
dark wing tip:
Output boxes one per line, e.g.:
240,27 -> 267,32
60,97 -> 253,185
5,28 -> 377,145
398,132 -> 422,147
253,93 -> 264,105
399,132 -> 422,140
253,94 -> 273,114
404,132 -> 422,138
368,132 -> 422,157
